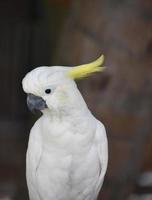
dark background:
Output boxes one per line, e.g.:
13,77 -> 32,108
0,0 -> 152,199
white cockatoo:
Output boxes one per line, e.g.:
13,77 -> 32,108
22,55 -> 108,200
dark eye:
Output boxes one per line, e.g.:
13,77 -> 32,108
45,89 -> 51,94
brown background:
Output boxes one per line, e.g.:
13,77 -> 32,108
0,0 -> 152,199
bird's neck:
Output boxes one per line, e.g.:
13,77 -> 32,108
42,104 -> 91,124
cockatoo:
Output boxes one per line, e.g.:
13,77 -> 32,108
22,55 -> 108,200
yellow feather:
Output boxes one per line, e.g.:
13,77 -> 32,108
67,55 -> 106,79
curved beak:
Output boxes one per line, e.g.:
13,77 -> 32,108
27,94 -> 47,112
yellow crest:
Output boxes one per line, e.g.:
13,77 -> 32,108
67,55 -> 105,79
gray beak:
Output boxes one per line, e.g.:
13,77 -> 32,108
27,94 -> 47,112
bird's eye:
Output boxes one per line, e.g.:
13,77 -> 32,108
45,89 -> 51,94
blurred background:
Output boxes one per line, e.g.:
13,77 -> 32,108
0,0 -> 152,199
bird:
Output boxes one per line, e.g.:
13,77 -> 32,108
22,55 -> 108,200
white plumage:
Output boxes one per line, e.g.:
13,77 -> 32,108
22,65 -> 108,200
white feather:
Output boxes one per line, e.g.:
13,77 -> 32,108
22,66 -> 108,200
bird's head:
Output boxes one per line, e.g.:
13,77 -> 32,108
22,55 -> 105,115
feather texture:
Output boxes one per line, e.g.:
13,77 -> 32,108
22,62 -> 108,200
68,55 -> 105,79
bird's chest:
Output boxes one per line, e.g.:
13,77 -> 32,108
34,145 -> 98,200
26,118 -> 96,200
42,118 -> 94,153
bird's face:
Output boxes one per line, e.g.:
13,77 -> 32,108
22,66 -> 77,114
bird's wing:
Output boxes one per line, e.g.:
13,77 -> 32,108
95,121 -> 108,195
26,119 -> 43,200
